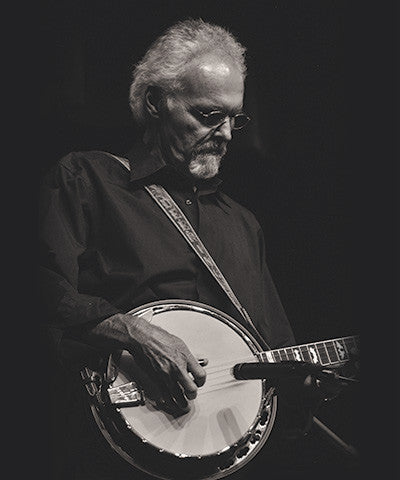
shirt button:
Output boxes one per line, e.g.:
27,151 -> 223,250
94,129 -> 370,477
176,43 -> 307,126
185,199 -> 192,205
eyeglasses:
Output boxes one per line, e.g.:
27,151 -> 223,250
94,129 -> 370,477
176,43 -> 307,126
192,107 -> 251,130
177,96 -> 250,130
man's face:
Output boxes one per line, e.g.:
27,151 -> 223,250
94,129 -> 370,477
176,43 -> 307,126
158,53 -> 245,180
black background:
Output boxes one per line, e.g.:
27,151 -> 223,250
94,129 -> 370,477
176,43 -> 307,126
41,0 -> 356,342
30,0 -> 396,478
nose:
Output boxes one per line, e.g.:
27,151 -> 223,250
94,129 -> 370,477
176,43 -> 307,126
214,117 -> 233,142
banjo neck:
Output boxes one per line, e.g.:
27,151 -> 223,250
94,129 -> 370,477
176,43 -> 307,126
258,335 -> 359,367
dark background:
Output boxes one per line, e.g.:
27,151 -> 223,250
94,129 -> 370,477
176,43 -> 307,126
34,0 -> 396,478
41,0 -> 355,342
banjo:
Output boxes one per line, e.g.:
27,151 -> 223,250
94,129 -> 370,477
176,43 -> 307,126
81,299 -> 359,479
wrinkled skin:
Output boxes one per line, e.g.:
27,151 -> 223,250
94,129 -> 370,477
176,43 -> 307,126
146,52 -> 245,180
87,312 -> 207,415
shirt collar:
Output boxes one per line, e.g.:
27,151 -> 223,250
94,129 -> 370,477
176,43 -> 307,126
124,141 -> 223,195
125,141 -> 166,182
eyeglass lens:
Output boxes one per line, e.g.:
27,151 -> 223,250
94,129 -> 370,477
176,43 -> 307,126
205,112 -> 250,130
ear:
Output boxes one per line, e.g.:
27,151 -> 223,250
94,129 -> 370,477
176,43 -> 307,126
144,86 -> 164,118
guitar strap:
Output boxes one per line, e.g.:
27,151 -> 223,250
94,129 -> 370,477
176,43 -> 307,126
106,152 -> 270,350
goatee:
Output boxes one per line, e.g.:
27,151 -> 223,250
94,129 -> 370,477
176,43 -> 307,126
189,141 -> 227,179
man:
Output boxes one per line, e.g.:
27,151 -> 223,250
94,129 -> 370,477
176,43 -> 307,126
39,19 -> 343,480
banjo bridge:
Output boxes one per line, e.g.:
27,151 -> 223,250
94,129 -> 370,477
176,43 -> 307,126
108,382 -> 146,407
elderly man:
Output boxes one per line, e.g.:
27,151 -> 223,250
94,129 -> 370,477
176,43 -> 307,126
40,19 -> 341,480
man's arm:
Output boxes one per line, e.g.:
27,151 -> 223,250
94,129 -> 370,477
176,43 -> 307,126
39,160 -> 122,344
87,312 -> 206,414
39,157 -> 205,414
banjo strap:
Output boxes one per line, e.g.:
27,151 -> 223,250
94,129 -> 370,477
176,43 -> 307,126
105,152 -> 269,348
144,184 -> 269,346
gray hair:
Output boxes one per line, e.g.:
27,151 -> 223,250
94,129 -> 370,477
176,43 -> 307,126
129,18 -> 247,126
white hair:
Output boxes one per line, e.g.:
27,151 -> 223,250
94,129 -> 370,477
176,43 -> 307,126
129,18 -> 247,126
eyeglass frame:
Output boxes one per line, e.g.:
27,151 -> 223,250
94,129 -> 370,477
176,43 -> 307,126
175,95 -> 251,130
193,107 -> 251,130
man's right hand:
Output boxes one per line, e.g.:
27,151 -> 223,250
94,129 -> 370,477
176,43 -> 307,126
86,312 -> 207,416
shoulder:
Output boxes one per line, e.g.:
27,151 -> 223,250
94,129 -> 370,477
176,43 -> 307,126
58,150 -> 127,175
46,150 -> 130,186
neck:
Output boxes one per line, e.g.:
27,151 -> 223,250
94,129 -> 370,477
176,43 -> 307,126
143,126 -> 164,163
143,127 -> 196,182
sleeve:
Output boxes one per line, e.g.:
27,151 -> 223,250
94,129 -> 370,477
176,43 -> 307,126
256,226 -> 296,349
38,156 -> 121,366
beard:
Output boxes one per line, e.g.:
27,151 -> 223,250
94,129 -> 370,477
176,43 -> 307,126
188,141 -> 227,180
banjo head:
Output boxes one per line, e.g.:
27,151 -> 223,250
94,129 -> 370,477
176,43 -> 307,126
90,301 -> 277,479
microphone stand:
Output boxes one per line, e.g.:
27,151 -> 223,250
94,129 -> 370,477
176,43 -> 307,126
233,360 -> 360,461
312,416 -> 359,460
312,368 -> 359,461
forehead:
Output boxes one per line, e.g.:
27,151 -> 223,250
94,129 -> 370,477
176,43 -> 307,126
178,53 -> 244,109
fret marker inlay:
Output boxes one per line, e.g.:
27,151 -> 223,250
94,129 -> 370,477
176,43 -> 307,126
309,346 -> 319,364
293,348 -> 302,361
335,340 -> 346,361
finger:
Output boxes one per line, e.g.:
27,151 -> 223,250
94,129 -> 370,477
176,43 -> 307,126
149,374 -> 188,415
155,395 -> 183,415
169,381 -> 190,411
175,368 -> 199,400
153,368 -> 193,412
186,354 -> 207,387
196,357 -> 209,367
303,374 -> 314,387
126,352 -> 181,413
134,367 -> 170,407
157,374 -> 191,415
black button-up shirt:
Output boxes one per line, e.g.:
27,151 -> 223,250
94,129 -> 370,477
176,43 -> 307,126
39,141 -> 295,360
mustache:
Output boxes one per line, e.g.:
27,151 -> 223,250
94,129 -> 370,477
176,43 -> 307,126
194,140 -> 227,155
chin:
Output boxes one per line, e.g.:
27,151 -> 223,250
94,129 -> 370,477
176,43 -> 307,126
189,154 -> 222,180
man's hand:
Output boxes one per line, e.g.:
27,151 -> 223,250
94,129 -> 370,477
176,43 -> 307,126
87,312 -> 207,416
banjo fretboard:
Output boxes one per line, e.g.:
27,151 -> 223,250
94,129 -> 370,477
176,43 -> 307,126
259,336 -> 359,367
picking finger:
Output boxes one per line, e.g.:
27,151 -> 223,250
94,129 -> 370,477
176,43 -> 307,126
186,354 -> 207,387
169,382 -> 190,411
152,375 -> 189,415
155,396 -> 181,415
176,369 -> 199,400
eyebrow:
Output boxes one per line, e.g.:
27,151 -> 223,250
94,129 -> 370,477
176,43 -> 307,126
194,104 -> 244,115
